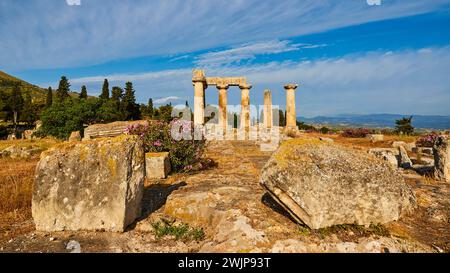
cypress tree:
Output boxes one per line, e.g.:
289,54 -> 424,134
111,86 -> 123,102
46,87 -> 53,107
100,79 -> 110,100
148,98 -> 154,118
123,82 -> 140,120
79,85 -> 88,99
56,76 -> 70,102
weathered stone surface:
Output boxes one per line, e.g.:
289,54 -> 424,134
32,135 -> 145,232
260,138 -> 417,229
433,135 -> 450,182
145,152 -> 171,179
367,134 -> 384,142
22,130 -> 35,140
83,120 -> 148,140
68,131 -> 81,141
319,137 -> 334,143
399,146 -> 413,169
368,148 -> 399,168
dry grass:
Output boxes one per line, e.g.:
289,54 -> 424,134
0,138 -> 59,151
0,157 -> 38,242
0,158 -> 37,215
304,132 -> 418,150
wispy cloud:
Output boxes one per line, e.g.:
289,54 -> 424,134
194,40 -> 301,66
153,96 -> 183,104
69,47 -> 450,116
1,0 -> 449,70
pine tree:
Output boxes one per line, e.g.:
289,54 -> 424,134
111,86 -> 123,102
395,116 -> 414,135
100,79 -> 110,100
79,85 -> 88,99
21,92 -> 38,125
46,87 -> 53,107
56,76 -> 70,102
122,82 -> 140,120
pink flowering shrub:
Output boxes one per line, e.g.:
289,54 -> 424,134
126,119 -> 211,172
341,128 -> 374,138
416,133 -> 439,147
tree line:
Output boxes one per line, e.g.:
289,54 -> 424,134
0,76 -> 174,139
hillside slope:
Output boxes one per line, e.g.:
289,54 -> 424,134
0,71 -> 47,100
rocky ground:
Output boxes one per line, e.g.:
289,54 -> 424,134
1,139 -> 449,253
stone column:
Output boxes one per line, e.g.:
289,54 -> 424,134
263,89 -> 273,129
284,84 -> 298,129
192,70 -> 206,125
217,84 -> 229,134
240,84 -> 252,130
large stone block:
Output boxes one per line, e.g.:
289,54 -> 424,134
32,135 -> 145,232
260,138 -> 416,229
83,120 -> 148,140
145,152 -> 171,179
434,135 -> 450,182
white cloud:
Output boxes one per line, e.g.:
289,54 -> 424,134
1,0 -> 449,70
195,40 -> 301,66
66,0 -> 81,6
69,47 -> 450,116
153,96 -> 183,104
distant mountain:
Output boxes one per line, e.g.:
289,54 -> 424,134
0,70 -> 47,100
299,113 -> 450,130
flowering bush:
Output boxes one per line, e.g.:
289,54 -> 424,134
416,133 -> 439,147
126,119 -> 210,172
340,128 -> 373,138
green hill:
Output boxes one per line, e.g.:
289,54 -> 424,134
0,70 -> 47,101
0,71 -> 83,100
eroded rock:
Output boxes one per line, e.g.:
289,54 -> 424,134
434,135 -> 450,182
260,138 -> 417,229
32,135 -> 145,232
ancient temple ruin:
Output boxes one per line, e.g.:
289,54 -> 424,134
192,69 -> 299,132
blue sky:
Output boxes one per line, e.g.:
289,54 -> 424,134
1,0 -> 450,116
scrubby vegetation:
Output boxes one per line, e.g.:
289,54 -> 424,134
127,120 -> 215,172
151,220 -> 205,242
341,128 -> 373,138
416,132 -> 439,147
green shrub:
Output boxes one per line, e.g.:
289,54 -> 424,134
151,221 -> 205,241
127,119 -> 212,172
0,125 -> 8,139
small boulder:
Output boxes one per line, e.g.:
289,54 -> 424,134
367,134 -> 384,142
145,152 -> 171,179
368,148 -> 399,168
433,135 -> 450,182
32,135 -> 145,232
319,137 -> 334,143
260,138 -> 416,229
68,131 -> 81,142
398,146 -> 413,169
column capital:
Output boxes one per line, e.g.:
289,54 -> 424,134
216,83 -> 229,90
284,83 -> 298,90
239,83 -> 252,90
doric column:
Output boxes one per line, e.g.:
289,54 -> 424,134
217,84 -> 229,134
263,89 -> 273,129
239,83 -> 252,130
284,84 -> 298,129
192,70 -> 206,125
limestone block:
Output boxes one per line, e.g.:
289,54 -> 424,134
145,152 -> 171,179
367,134 -> 384,142
32,135 -> 145,232
434,136 -> 450,182
68,131 -> 81,141
261,138 -> 416,229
